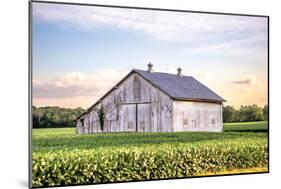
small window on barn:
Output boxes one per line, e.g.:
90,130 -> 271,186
140,122 -> 145,131
81,118 -> 84,128
116,105 -> 120,121
211,118 -> 216,124
128,122 -> 134,129
192,120 -> 196,128
183,119 -> 188,128
133,76 -> 141,101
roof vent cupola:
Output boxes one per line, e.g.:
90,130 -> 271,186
177,67 -> 183,76
147,62 -> 154,73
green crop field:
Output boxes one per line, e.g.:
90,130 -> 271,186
224,121 -> 268,132
32,121 -> 268,187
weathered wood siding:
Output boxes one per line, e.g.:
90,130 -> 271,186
76,73 -> 173,134
172,101 -> 223,132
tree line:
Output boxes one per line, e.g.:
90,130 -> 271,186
32,104 -> 268,128
32,106 -> 85,128
223,104 -> 268,123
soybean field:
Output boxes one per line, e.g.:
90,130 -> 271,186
32,121 -> 268,187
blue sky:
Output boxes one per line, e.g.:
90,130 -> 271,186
32,2 -> 268,108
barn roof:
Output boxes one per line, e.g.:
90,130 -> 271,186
76,69 -> 225,120
133,69 -> 226,103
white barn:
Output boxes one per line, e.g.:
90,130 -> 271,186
75,64 -> 226,134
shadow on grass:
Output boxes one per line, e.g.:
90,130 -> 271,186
225,129 -> 268,133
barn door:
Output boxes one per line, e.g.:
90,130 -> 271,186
119,104 -> 136,132
138,104 -> 151,132
119,103 -> 152,132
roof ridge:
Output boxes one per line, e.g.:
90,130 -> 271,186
134,69 -> 192,77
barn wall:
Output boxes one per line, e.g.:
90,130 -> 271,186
172,101 -> 223,132
76,72 -> 173,133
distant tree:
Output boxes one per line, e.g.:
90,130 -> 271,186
222,104 -> 267,123
32,106 -> 85,128
97,105 -> 106,132
223,105 -> 236,122
263,104 -> 268,120
239,105 -> 264,122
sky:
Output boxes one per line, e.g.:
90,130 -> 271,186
32,2 -> 268,109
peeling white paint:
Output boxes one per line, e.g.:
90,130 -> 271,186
173,101 -> 223,132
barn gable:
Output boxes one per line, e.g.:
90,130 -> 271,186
76,71 -> 174,133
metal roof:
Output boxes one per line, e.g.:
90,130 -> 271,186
134,69 -> 226,103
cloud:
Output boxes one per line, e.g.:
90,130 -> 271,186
33,70 -> 125,98
33,2 -> 267,42
33,96 -> 97,109
228,76 -> 256,85
183,33 -> 267,56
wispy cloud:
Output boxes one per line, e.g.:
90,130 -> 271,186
33,70 -> 125,98
33,2 -> 267,42
183,34 -> 266,56
228,76 -> 256,85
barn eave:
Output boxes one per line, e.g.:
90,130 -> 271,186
172,97 -> 226,104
